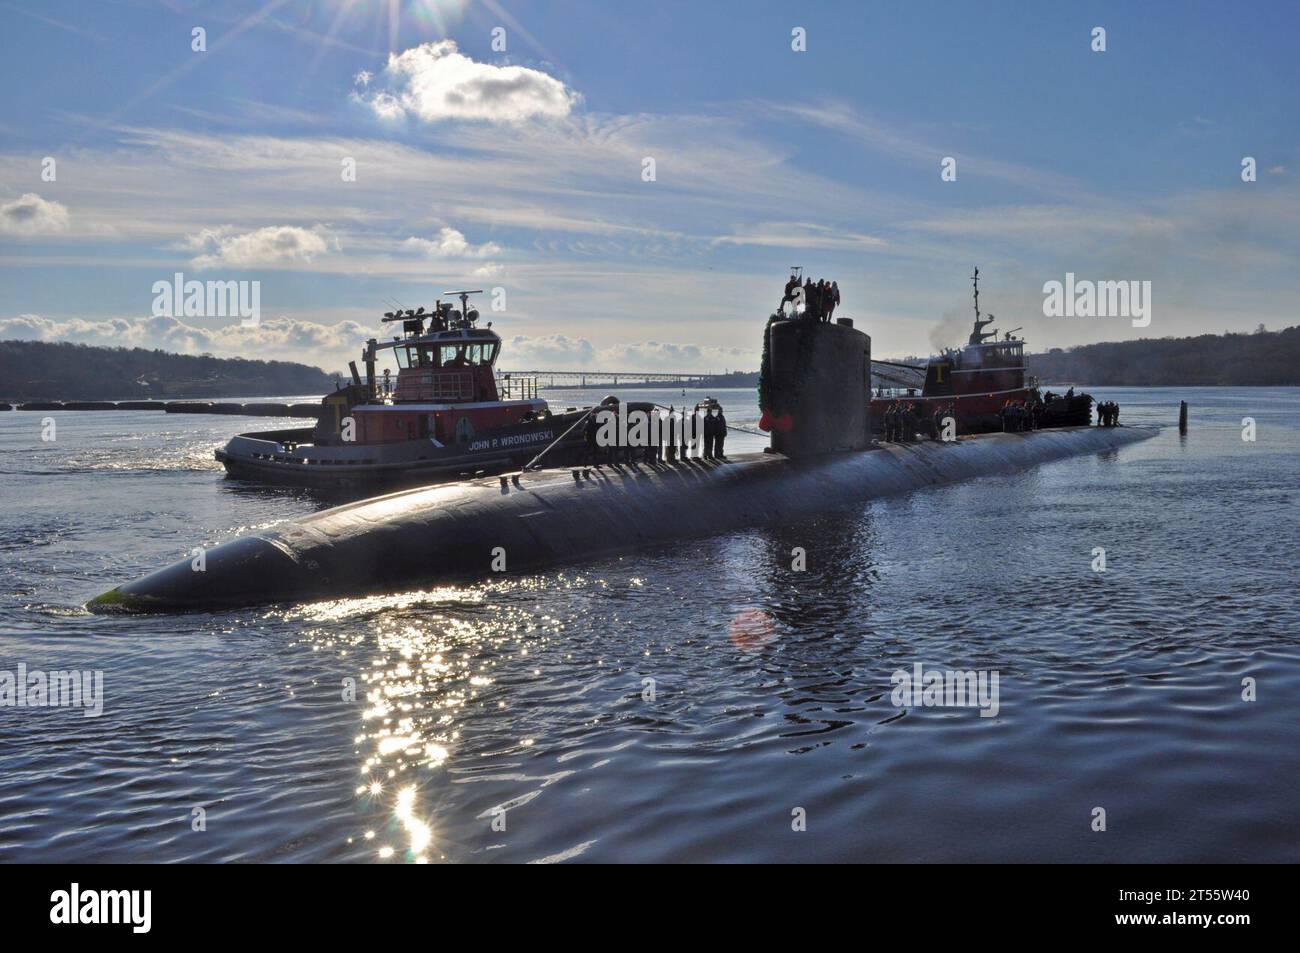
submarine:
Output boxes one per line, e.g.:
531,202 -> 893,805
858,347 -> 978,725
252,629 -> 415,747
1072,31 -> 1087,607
87,307 -> 1157,614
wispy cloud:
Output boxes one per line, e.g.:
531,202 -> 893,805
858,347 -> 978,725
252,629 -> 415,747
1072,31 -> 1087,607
764,100 -> 1092,199
0,1 -> 109,43
713,222 -> 888,251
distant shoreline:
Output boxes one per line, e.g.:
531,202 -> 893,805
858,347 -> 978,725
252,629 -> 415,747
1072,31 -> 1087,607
5,322 -> 1297,401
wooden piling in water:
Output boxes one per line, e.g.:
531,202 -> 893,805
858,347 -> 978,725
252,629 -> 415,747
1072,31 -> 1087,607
1179,400 -> 1188,434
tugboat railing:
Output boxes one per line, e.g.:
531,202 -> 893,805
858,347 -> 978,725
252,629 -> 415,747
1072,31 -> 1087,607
495,374 -> 539,401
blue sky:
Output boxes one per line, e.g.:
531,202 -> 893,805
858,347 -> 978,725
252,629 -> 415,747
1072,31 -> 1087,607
1,0 -> 1297,372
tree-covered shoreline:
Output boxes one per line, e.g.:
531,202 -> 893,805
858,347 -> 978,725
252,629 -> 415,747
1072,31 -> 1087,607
0,340 -> 334,401
1024,326 -> 1299,386
884,326 -> 1299,387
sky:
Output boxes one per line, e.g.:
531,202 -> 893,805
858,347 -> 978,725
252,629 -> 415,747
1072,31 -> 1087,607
1,0 -> 1297,374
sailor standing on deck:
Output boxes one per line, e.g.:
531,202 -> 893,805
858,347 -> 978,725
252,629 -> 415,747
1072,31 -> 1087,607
646,406 -> 662,462
702,407 -> 717,459
714,408 -> 727,458
583,407 -> 602,465
781,273 -> 800,313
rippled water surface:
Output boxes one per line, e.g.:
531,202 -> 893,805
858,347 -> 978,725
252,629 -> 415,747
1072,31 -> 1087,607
1,387 -> 1297,862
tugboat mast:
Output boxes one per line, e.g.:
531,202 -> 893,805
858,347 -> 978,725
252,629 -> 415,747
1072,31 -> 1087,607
968,266 -> 997,345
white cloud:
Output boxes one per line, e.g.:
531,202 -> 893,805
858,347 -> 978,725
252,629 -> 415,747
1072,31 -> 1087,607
403,226 -> 500,258
0,192 -> 70,234
359,40 -> 578,124
503,333 -> 597,367
502,334 -> 752,372
0,312 -> 375,368
185,225 -> 336,269
353,70 -> 372,88
0,315 -> 755,375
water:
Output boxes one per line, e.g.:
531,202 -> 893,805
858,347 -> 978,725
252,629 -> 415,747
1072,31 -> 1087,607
1,387 -> 1297,862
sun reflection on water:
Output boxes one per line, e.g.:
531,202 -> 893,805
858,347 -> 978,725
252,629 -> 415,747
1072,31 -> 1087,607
297,577 -> 579,862
278,574 -> 604,861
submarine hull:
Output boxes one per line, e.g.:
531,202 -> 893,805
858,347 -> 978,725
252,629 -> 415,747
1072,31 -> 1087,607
89,426 -> 1157,614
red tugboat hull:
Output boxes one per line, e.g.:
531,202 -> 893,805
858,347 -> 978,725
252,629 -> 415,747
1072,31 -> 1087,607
870,268 -> 1092,434
215,290 -> 595,491
216,409 -> 588,492
871,388 -> 1037,435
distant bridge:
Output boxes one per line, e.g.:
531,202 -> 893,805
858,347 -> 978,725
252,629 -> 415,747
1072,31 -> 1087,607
501,369 -> 716,388
501,363 -> 925,391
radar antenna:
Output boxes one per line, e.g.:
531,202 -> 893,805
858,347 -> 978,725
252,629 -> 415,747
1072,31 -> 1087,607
441,289 -> 484,329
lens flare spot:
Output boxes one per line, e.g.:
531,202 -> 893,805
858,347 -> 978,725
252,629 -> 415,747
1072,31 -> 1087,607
729,608 -> 777,652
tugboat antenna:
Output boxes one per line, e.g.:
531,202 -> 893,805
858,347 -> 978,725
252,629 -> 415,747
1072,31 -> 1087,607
442,289 -> 484,320
972,267 -> 980,321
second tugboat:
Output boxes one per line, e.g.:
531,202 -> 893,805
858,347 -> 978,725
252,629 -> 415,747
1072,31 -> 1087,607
868,268 -> 1092,434
216,291 -> 588,489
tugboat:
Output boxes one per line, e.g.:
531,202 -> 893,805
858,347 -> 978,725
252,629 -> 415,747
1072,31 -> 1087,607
869,269 -> 1090,433
216,291 -> 589,489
